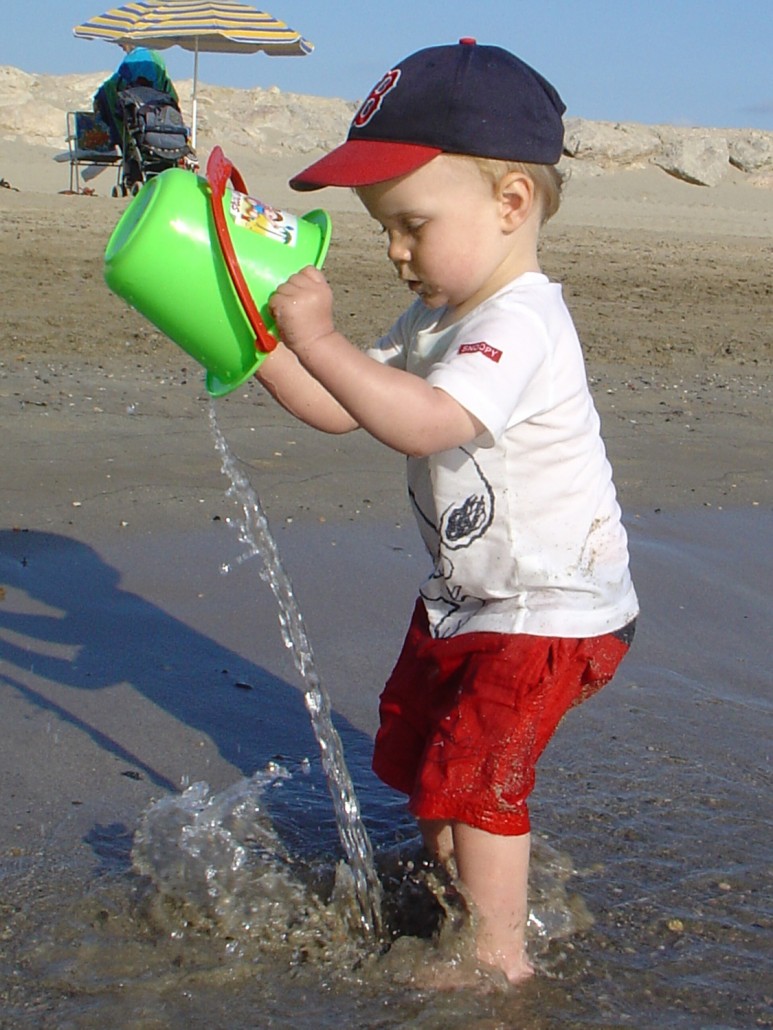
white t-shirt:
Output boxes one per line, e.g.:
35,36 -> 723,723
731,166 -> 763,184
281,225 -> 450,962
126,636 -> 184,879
367,273 -> 640,639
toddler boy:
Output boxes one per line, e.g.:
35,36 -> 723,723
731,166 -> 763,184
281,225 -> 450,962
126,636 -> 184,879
259,39 -> 639,984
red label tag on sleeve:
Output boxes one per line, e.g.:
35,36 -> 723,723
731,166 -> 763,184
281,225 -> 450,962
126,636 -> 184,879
458,341 -> 502,363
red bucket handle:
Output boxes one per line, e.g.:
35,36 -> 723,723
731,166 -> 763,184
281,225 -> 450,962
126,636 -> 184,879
206,145 -> 277,354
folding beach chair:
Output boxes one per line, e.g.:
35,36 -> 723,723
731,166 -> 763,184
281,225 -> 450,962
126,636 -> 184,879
65,110 -> 121,194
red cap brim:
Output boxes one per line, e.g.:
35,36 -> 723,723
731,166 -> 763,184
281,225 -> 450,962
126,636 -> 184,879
289,139 -> 443,192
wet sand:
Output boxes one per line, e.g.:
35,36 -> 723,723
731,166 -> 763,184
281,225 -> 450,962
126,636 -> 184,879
0,150 -> 771,1026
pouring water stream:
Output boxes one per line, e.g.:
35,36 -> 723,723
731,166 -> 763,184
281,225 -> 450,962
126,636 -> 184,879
209,403 -> 383,942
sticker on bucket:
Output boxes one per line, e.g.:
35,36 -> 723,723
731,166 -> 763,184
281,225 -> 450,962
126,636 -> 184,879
230,191 -> 299,246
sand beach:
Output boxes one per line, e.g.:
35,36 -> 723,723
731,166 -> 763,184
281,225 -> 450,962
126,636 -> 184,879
0,68 -> 771,1027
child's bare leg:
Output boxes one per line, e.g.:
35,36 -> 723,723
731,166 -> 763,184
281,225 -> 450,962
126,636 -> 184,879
453,823 -> 534,983
419,818 -> 455,863
419,818 -> 534,984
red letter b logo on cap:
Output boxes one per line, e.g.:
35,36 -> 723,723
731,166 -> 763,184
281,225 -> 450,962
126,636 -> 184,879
353,69 -> 401,127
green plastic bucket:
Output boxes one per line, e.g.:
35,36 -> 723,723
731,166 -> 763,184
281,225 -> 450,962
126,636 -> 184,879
103,148 -> 332,397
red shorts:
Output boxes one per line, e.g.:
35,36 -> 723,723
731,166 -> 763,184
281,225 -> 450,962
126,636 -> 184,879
373,600 -> 632,836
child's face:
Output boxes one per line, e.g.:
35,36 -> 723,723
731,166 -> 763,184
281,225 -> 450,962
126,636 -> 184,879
357,155 -> 523,316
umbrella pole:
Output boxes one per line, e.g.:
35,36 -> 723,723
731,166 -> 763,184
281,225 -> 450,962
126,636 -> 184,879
191,39 -> 199,150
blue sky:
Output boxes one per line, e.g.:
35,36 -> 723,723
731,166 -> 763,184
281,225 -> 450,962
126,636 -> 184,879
2,1 -> 772,130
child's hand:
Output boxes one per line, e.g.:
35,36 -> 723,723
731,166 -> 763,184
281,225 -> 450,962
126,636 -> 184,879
269,266 -> 336,353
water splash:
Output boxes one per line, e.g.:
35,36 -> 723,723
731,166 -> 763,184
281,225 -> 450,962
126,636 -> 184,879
208,403 -> 383,942
131,765 -> 372,961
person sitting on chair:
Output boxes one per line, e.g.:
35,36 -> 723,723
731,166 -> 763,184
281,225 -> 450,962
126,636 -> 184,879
93,42 -> 179,146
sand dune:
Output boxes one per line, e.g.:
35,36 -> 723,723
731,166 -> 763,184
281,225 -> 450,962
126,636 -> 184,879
2,63 -> 772,199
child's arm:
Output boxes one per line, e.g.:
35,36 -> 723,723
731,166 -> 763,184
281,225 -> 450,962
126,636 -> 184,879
256,342 -> 359,435
268,266 -> 483,458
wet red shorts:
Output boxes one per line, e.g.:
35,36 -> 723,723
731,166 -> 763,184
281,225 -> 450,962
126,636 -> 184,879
373,600 -> 632,836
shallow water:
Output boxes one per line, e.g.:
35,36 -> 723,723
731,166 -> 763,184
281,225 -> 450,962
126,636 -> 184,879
1,507 -> 770,1027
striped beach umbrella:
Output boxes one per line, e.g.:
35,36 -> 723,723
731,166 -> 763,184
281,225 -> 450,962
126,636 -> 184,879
73,1 -> 313,146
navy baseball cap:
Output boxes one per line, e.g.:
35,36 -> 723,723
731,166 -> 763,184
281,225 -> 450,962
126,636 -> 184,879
290,38 -> 566,191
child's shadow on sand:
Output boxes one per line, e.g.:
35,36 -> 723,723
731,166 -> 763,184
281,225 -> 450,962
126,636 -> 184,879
0,528 -> 392,862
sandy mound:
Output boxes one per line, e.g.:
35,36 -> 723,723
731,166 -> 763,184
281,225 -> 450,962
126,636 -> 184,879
0,64 -> 355,153
2,63 -> 772,193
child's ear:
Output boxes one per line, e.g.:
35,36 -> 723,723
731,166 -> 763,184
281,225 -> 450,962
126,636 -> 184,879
498,172 -> 536,231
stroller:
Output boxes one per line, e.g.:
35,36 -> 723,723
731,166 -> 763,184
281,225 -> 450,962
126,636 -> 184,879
113,85 -> 196,196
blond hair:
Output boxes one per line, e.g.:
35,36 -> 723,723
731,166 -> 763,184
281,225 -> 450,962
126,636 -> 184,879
458,155 -> 564,224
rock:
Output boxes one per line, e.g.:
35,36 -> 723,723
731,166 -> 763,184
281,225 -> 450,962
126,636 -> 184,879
727,131 -> 773,172
1,100 -> 72,146
180,80 -> 355,157
0,65 -> 37,99
653,134 -> 730,187
549,115 -> 773,188
563,117 -> 661,167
